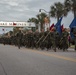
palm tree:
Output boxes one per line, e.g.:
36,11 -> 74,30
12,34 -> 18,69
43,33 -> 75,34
64,0 -> 76,18
27,17 -> 39,29
50,2 -> 68,21
36,12 -> 47,30
27,18 -> 38,23
27,13 -> 47,30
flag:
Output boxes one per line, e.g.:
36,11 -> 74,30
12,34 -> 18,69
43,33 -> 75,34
55,17 -> 63,35
55,16 -> 63,28
57,26 -> 62,35
61,24 -> 64,32
50,23 -> 54,30
69,17 -> 76,38
70,31 -> 74,38
61,24 -> 64,30
69,17 -> 76,28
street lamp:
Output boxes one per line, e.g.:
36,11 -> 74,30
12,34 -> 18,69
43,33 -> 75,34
39,9 -> 49,13
39,9 -> 50,29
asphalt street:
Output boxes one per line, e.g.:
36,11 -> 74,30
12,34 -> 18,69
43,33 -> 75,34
0,44 -> 76,75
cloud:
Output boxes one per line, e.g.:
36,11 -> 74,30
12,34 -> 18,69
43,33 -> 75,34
8,1 -> 19,6
0,0 -> 74,29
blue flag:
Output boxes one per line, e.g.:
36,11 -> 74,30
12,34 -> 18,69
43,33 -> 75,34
69,17 -> 76,28
57,26 -> 62,35
55,17 -> 63,35
55,17 -> 63,28
69,17 -> 76,38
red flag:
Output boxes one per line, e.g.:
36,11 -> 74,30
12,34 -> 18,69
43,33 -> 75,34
61,24 -> 64,31
50,23 -> 54,30
13,22 -> 16,25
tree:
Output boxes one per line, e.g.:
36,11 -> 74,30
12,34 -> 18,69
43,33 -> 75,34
27,13 -> 47,30
50,2 -> 67,21
64,0 -> 76,18
36,12 -> 47,30
27,17 -> 39,29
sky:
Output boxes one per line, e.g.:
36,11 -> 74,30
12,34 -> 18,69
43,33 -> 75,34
0,0 -> 74,34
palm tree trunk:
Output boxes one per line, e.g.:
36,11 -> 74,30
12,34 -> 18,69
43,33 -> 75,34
41,24 -> 43,31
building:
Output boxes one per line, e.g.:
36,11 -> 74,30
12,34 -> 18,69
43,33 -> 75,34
0,21 -> 36,27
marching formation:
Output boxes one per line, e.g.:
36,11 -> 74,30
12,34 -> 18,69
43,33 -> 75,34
0,27 -> 72,52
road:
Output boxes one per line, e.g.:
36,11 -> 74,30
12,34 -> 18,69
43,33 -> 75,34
0,44 -> 76,75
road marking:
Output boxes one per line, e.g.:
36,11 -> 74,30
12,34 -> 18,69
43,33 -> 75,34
24,48 -> 76,63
